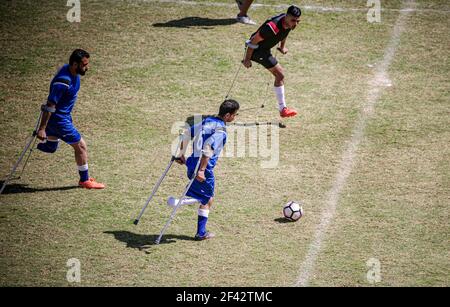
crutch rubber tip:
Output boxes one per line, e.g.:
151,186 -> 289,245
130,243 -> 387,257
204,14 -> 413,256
133,219 -> 139,225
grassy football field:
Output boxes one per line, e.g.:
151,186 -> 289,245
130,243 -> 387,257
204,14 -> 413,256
0,0 -> 448,286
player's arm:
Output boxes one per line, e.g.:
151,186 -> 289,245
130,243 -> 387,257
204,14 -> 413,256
196,147 -> 211,182
37,80 -> 68,140
196,129 -> 226,182
37,102 -> 56,140
243,32 -> 265,68
278,38 -> 288,54
175,129 -> 191,164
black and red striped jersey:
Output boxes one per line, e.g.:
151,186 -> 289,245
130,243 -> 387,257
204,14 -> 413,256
250,13 -> 291,50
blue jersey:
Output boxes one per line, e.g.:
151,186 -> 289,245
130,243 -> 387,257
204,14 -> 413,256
44,64 -> 82,144
185,116 -> 226,205
188,116 -> 227,173
47,64 -> 80,116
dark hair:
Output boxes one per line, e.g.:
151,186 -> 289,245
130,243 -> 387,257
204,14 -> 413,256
69,49 -> 90,65
219,99 -> 240,117
287,5 -> 301,17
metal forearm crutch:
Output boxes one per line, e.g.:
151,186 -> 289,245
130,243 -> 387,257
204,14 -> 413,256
133,133 -> 184,225
0,107 -> 43,195
155,154 -> 202,244
224,45 -> 248,100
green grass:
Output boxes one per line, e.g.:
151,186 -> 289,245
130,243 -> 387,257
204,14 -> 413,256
310,9 -> 450,286
0,0 -> 448,286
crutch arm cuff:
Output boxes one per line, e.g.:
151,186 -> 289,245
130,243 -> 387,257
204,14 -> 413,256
245,40 -> 259,49
41,104 -> 56,113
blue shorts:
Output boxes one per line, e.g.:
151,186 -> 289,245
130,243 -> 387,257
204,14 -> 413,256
185,157 -> 215,205
46,115 -> 81,145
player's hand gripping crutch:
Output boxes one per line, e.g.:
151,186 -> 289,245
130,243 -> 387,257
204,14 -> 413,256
0,106 -> 44,195
155,154 -> 202,244
133,132 -> 184,225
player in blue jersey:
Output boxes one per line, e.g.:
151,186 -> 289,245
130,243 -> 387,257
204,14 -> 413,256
242,5 -> 301,118
167,99 -> 240,241
36,49 -> 105,189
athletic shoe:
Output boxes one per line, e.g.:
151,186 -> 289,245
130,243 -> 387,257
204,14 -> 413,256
280,107 -> 298,118
79,177 -> 105,189
236,15 -> 256,25
194,231 -> 215,241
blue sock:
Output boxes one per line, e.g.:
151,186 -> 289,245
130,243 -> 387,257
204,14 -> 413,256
197,209 -> 209,237
78,164 -> 89,182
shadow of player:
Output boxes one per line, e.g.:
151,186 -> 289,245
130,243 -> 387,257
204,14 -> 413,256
104,230 -> 195,253
0,181 -> 79,195
153,17 -> 237,29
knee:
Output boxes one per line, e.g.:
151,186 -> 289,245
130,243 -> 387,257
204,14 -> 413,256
37,140 -> 59,153
73,139 -> 87,154
206,197 -> 214,208
275,71 -> 285,83
199,198 -> 214,210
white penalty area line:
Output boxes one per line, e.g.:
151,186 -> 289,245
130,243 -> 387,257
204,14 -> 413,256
295,0 -> 416,287
125,0 -> 450,14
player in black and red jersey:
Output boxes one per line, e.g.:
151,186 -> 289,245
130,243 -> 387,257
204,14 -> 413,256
242,5 -> 302,118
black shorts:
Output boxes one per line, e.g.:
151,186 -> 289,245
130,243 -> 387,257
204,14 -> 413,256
251,48 -> 278,69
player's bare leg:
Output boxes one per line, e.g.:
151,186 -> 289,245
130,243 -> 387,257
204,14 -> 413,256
71,138 -> 105,189
269,64 -> 297,118
72,138 -> 88,166
236,0 -> 256,25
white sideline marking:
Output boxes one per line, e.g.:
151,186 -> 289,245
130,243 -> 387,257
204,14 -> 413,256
294,0 -> 416,287
127,0 -> 450,14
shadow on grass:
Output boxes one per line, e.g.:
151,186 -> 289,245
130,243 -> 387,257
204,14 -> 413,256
104,231 -> 195,252
274,217 -> 294,224
153,17 -> 237,28
0,181 -> 79,195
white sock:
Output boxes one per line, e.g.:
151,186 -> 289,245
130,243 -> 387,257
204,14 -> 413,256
77,164 -> 88,172
198,208 -> 209,218
274,85 -> 286,111
167,197 -> 199,207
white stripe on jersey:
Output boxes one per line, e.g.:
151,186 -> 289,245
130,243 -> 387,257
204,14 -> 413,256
53,82 -> 70,88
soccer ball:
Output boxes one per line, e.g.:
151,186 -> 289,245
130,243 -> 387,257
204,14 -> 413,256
283,201 -> 304,221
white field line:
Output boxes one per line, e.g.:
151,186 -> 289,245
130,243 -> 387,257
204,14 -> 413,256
124,0 -> 450,14
294,0 -> 416,287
